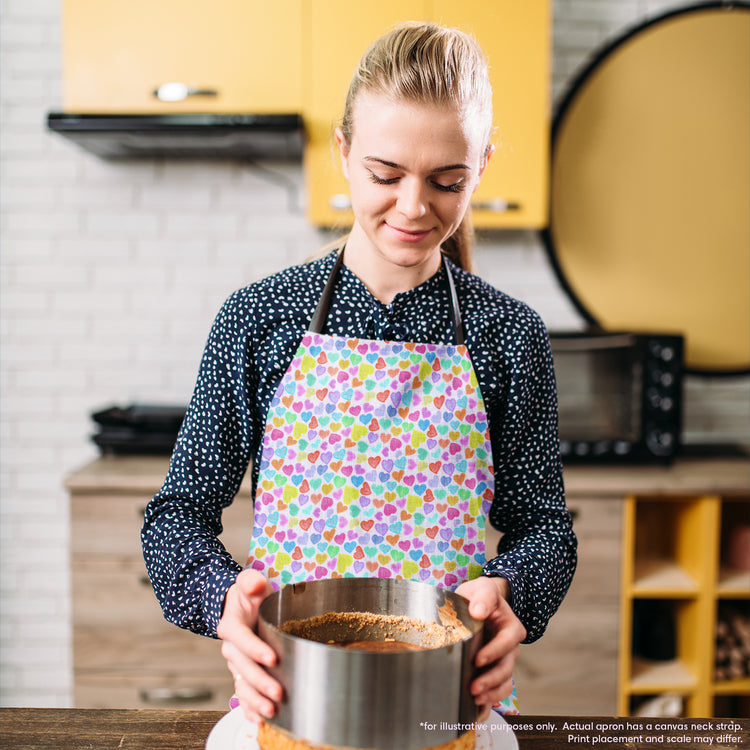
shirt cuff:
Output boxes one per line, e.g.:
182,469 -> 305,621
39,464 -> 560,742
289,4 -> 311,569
482,558 -> 526,625
202,565 -> 242,638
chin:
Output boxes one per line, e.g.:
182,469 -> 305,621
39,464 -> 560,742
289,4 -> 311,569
377,235 -> 443,267
386,249 -> 441,271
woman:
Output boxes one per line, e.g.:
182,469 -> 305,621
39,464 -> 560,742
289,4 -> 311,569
142,21 -> 576,724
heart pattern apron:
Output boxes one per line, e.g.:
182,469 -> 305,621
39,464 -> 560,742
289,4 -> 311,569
242,251 -> 520,714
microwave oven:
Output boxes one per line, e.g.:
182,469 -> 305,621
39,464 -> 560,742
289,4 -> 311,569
549,332 -> 684,462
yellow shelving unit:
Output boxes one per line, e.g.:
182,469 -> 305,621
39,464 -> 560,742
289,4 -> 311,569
618,493 -> 750,717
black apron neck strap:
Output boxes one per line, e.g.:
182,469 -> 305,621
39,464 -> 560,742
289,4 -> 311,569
308,249 -> 345,335
308,250 -> 464,346
443,255 -> 465,346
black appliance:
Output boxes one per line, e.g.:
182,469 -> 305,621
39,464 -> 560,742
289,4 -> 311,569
46,112 -> 304,160
91,404 -> 186,455
549,332 -> 684,462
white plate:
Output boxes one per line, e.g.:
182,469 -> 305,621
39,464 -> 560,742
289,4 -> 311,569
206,708 -> 518,750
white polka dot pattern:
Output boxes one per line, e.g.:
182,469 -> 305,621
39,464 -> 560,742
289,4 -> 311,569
141,251 -> 577,642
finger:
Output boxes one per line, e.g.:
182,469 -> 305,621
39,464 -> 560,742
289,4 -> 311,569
474,681 -> 513,712
224,649 -> 283,717
475,620 -> 524,668
233,671 -> 278,723
456,579 -> 501,621
237,567 -> 275,599
471,649 -> 516,699
473,673 -> 514,710
468,595 -> 495,620
225,652 -> 283,705
222,640 -> 282,696
220,620 -> 278,668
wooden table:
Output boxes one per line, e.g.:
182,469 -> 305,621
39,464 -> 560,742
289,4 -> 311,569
0,709 -> 747,749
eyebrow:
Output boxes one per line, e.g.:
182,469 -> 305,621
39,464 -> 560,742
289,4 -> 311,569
363,156 -> 470,173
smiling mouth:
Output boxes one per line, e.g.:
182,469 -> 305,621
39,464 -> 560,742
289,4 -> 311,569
385,223 -> 434,242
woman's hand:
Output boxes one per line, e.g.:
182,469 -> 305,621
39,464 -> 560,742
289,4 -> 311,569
455,576 -> 526,719
217,569 -> 283,724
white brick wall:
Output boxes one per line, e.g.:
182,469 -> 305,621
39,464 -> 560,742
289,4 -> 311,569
1,0 -> 748,707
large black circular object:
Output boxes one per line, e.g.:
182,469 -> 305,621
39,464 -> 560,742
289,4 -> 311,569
542,3 -> 750,374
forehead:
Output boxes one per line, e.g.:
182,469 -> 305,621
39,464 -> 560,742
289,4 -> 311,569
349,93 -> 484,164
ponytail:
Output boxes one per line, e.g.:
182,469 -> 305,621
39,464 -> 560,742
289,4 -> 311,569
442,213 -> 475,273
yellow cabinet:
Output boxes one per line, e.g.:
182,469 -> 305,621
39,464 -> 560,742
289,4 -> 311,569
62,0 -> 303,113
304,0 -> 551,228
303,0 -> 430,228
431,1 -> 550,229
61,1 -> 549,226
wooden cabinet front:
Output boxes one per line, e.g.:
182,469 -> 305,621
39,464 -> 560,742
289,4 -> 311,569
62,0 -> 303,114
68,458 -> 252,710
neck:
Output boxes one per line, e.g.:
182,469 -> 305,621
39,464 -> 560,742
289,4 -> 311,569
343,224 -> 442,304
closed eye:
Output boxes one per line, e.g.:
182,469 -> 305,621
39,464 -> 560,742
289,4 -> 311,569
367,171 -> 399,186
433,180 -> 466,193
367,170 -> 466,193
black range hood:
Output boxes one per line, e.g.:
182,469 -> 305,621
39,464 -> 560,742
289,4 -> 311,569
46,112 -> 305,160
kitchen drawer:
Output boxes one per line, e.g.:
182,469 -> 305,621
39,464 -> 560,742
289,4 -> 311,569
74,621 -> 227,674
75,672 -> 234,711
71,494 -> 151,562
71,492 -> 253,565
515,600 -> 621,715
73,559 -> 169,626
564,495 -> 623,606
69,460 -> 254,710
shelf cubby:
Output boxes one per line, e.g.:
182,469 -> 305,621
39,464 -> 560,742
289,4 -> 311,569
713,693 -> 750,718
618,492 -> 750,717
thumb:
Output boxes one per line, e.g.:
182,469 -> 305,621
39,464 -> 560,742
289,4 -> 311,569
469,593 -> 493,620
465,578 -> 501,620
237,567 -> 273,598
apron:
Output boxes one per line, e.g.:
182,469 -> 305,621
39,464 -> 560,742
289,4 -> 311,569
242,251 -> 519,715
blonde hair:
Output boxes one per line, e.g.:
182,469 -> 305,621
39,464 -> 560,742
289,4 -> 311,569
338,22 -> 493,272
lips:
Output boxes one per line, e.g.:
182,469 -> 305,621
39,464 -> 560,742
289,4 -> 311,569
385,223 -> 434,243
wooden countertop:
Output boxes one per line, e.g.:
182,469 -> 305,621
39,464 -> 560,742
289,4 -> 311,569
65,454 -> 750,498
0,709 -> 747,749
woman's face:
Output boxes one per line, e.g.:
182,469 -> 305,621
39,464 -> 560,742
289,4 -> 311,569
336,93 -> 491,276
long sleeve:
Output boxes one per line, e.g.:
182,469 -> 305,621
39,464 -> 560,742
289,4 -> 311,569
478,310 -> 577,643
141,292 -> 257,637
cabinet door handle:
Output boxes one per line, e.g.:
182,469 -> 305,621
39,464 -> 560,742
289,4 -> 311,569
329,194 -> 352,212
140,686 -> 214,704
470,198 -> 521,213
153,82 -> 219,102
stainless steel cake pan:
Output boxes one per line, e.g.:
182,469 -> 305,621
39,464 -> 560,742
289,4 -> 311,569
258,577 -> 483,750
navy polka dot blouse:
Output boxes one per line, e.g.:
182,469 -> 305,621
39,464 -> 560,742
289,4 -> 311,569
141,250 -> 577,643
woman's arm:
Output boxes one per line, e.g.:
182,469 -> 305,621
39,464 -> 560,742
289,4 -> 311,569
141,292 -> 256,637
481,311 -> 577,643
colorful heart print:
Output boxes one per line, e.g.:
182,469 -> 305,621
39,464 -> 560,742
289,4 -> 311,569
248,333 -> 494,590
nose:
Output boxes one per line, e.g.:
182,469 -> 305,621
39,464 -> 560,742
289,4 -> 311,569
396,178 -> 428,220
